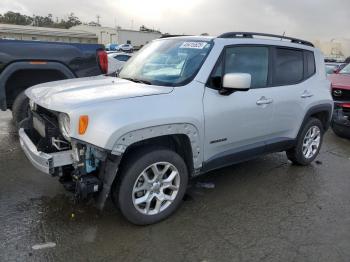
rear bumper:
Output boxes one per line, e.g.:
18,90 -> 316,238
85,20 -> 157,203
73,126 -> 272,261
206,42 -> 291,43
19,128 -> 73,175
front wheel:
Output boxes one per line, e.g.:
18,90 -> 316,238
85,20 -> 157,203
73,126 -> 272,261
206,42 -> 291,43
286,118 -> 324,165
113,147 -> 188,225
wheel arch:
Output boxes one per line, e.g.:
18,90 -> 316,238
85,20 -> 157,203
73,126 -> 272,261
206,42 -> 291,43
0,61 -> 75,110
111,124 -> 203,175
299,103 -> 333,135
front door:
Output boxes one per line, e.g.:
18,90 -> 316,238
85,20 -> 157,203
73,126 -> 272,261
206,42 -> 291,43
203,45 -> 274,166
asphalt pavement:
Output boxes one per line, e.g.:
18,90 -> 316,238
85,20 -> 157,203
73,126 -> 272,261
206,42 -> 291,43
1,110 -> 350,262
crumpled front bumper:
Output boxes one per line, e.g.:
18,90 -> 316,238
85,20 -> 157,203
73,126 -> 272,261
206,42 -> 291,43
19,128 -> 73,175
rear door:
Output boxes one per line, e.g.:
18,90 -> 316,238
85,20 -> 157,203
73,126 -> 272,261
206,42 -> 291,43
267,47 -> 316,140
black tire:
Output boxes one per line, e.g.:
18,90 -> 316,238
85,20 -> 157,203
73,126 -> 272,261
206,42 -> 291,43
12,91 -> 29,125
331,122 -> 350,139
286,118 -> 324,166
113,147 -> 188,225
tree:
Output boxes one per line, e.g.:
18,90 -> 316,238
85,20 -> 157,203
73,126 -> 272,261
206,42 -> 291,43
345,57 -> 350,64
0,11 -> 82,29
59,13 -> 82,29
32,14 -> 54,27
0,11 -> 33,25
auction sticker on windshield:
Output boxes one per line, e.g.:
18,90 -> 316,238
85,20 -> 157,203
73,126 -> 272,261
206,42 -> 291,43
180,42 -> 208,49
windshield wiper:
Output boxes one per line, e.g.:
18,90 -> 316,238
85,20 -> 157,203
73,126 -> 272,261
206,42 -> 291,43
122,77 -> 152,85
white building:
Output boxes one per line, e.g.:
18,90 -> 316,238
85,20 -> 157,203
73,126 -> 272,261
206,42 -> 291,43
70,25 -> 118,45
0,23 -> 98,43
117,29 -> 162,47
70,25 -> 162,48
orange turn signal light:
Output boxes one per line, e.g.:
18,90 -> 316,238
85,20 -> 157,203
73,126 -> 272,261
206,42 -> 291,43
29,61 -> 47,65
78,115 -> 89,135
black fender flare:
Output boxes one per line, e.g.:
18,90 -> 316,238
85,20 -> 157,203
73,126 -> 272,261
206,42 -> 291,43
0,61 -> 76,110
298,103 -> 333,135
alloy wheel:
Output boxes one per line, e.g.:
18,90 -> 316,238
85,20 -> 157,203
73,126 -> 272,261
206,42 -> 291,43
132,162 -> 180,215
302,126 -> 321,159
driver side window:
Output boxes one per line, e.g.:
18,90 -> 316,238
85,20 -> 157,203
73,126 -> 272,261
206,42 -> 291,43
209,46 -> 269,89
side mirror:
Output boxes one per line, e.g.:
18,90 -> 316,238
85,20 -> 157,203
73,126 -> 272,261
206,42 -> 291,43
222,73 -> 251,91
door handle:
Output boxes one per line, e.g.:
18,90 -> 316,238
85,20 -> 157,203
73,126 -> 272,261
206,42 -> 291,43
256,96 -> 273,106
301,91 -> 314,98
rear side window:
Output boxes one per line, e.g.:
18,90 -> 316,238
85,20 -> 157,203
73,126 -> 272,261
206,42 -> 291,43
274,48 -> 303,86
305,51 -> 316,78
224,46 -> 269,88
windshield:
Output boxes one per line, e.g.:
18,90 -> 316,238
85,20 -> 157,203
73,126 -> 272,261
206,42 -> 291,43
119,38 -> 212,86
339,63 -> 350,74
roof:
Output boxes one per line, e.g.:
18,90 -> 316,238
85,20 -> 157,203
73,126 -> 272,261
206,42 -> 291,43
117,28 -> 161,35
71,25 -> 162,36
158,35 -> 215,41
71,25 -> 117,32
217,32 -> 314,47
161,32 -> 315,49
0,23 -> 97,39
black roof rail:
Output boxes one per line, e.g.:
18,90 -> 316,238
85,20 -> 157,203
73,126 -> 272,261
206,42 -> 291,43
217,32 -> 314,47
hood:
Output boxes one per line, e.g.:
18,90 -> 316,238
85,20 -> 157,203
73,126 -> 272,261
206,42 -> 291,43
328,74 -> 350,90
25,76 -> 174,112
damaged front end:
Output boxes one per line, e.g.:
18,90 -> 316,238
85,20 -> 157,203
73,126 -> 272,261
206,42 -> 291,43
19,104 -> 120,209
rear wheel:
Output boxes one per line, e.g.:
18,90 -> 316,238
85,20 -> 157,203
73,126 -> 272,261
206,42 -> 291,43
331,122 -> 350,139
286,118 -> 324,165
113,147 -> 188,225
12,91 -> 29,125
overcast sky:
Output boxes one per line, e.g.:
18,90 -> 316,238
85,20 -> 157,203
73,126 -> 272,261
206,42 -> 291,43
1,0 -> 349,40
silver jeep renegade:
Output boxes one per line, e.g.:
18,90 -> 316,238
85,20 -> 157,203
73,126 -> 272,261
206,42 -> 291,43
19,32 -> 333,225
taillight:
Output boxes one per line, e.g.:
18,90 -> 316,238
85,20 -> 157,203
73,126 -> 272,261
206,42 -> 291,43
97,50 -> 108,74
340,103 -> 350,108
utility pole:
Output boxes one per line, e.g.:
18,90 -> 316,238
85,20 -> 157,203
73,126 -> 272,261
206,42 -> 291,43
97,15 -> 101,25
